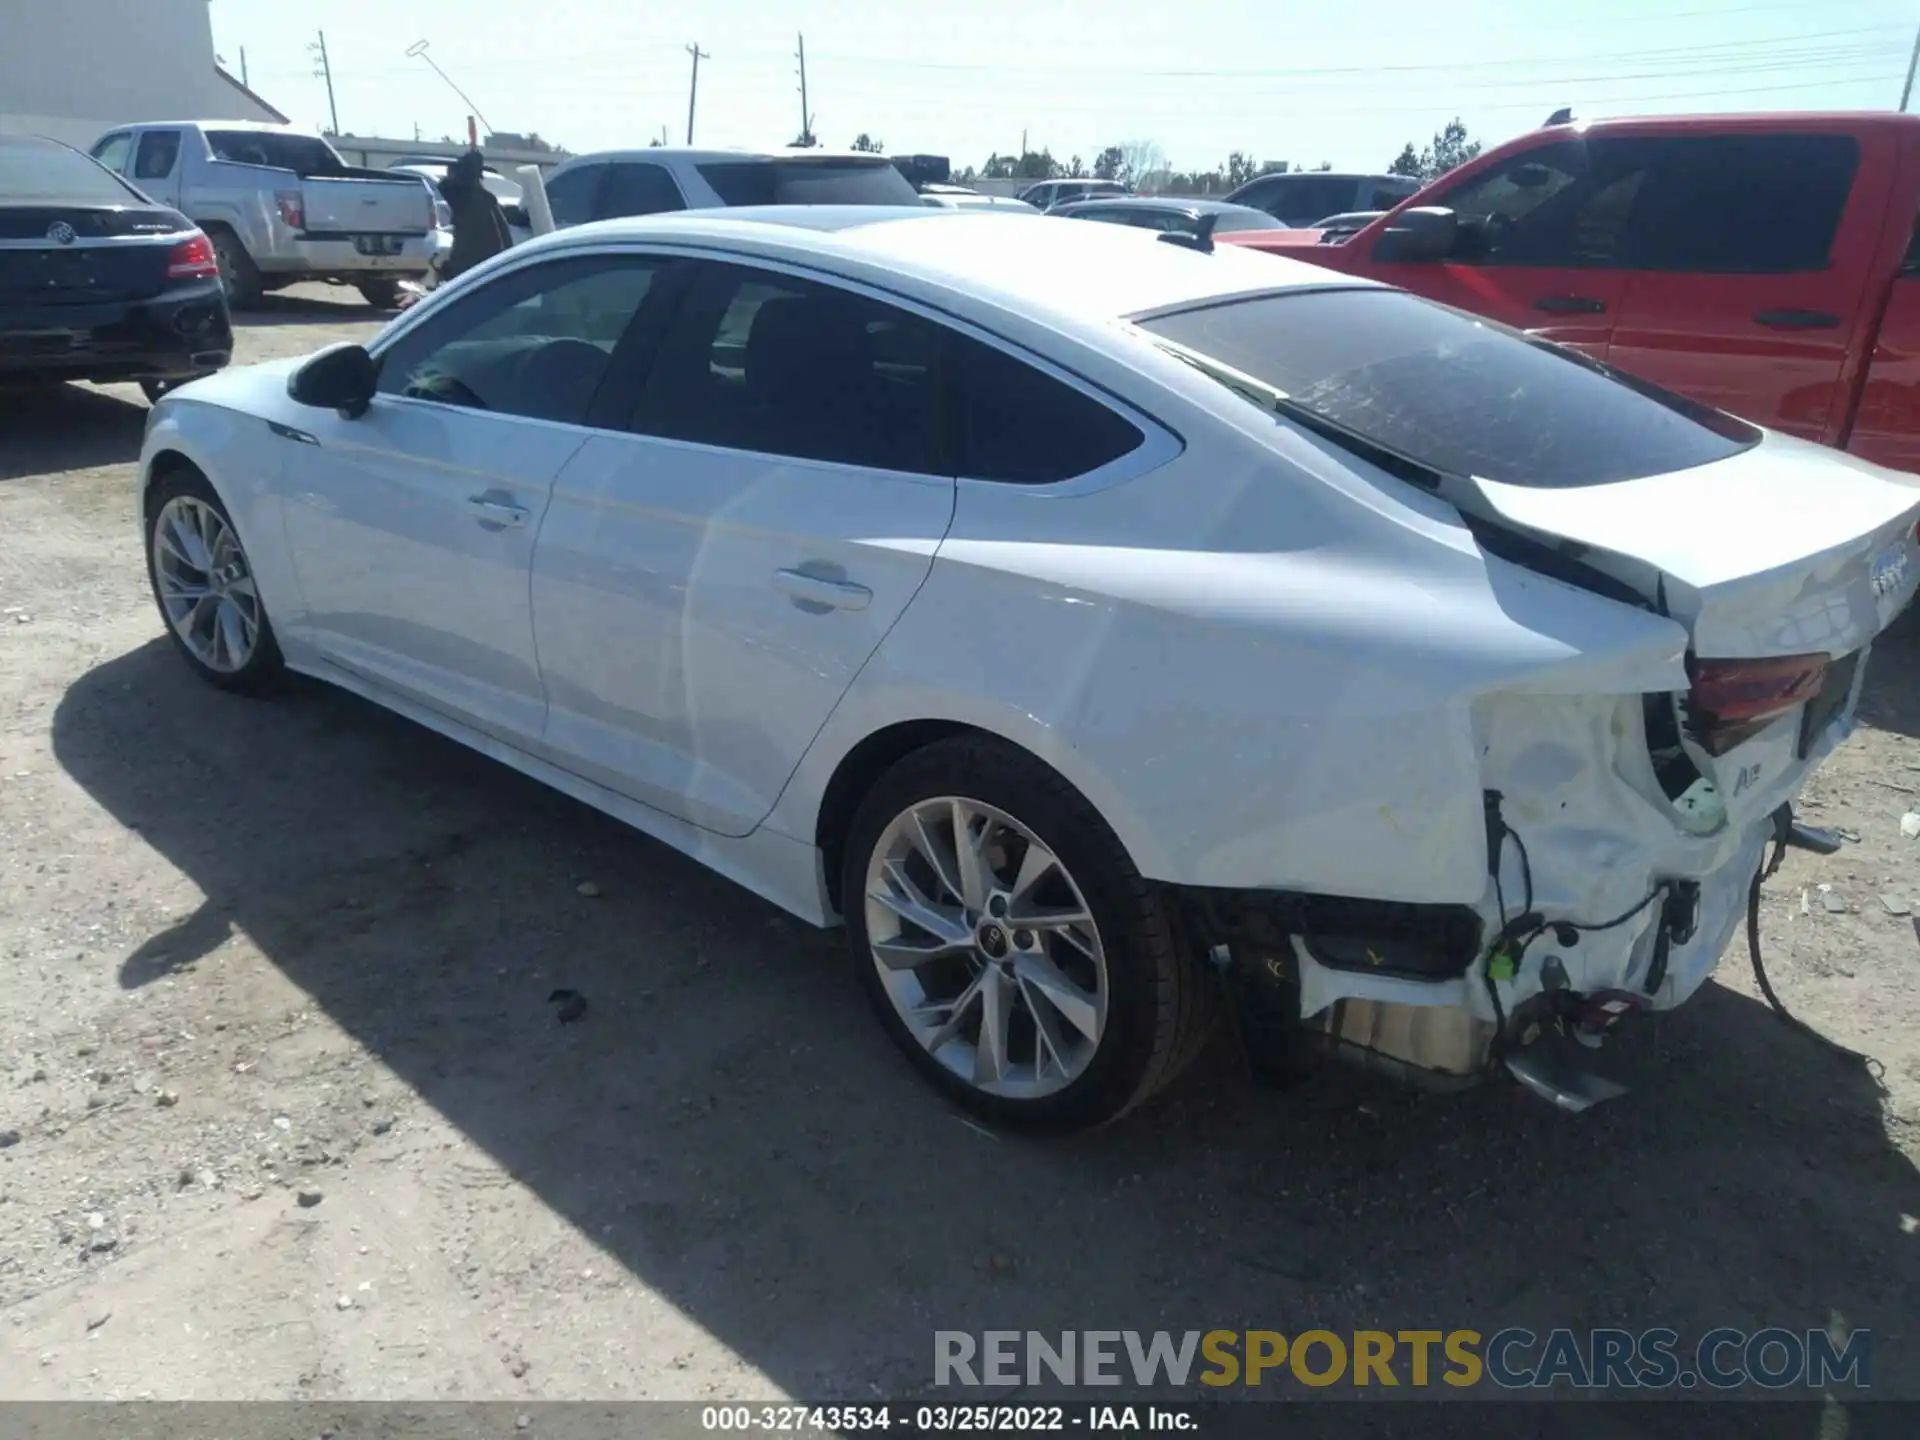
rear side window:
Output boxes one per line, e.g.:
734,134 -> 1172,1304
133,131 -> 181,180
545,164 -> 604,226
1137,288 -> 1758,489
206,131 -> 341,175
949,338 -> 1144,484
1626,134 -> 1859,274
632,265 -> 944,473
0,134 -> 138,203
696,160 -> 919,207
1239,176 -> 1355,223
600,162 -> 684,218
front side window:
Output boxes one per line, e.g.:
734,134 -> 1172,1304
630,265 -> 944,474
377,255 -> 665,424
600,162 -> 684,218
1242,176 -> 1356,224
695,159 -> 920,207
90,132 -> 133,174
544,164 -> 604,226
1434,141 -> 1653,267
1137,288 -> 1758,489
133,131 -> 181,181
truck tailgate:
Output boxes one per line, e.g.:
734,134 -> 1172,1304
301,177 -> 432,236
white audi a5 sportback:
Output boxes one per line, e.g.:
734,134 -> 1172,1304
138,208 -> 1920,1129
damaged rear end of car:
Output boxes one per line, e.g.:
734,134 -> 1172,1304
1137,285 -> 1920,1105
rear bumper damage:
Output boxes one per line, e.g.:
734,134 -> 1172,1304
1179,665 -> 1868,1107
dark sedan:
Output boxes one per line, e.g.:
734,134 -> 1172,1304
1047,196 -> 1287,238
1,134 -> 231,403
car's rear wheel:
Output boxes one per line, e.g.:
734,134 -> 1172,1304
145,467 -> 283,693
206,227 -> 262,310
843,736 -> 1216,1130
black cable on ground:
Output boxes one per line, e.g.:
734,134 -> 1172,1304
1746,836 -> 1884,1078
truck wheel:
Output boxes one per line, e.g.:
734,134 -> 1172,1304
356,280 -> 403,310
207,228 -> 263,310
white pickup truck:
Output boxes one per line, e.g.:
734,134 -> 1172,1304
88,122 -> 437,309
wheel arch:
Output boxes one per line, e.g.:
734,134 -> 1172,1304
803,710 -> 1172,921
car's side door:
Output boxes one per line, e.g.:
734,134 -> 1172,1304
277,250 -> 677,742
530,259 -> 957,835
129,129 -> 184,208
1605,131 -> 1880,440
1367,139 -> 1648,357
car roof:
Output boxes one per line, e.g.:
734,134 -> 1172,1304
516,206 -> 1356,321
1057,196 -> 1264,216
555,147 -> 894,167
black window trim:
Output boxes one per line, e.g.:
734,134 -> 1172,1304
368,248 -> 694,433
411,240 -> 1182,491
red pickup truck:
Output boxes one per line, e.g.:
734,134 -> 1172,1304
1224,111 -> 1920,473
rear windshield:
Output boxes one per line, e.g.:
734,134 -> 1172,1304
207,130 -> 343,176
0,135 -> 137,204
697,159 -> 919,207
1137,288 -> 1759,489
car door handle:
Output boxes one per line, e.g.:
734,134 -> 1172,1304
1533,295 -> 1608,315
773,569 -> 872,612
466,496 -> 527,529
1753,308 -> 1841,330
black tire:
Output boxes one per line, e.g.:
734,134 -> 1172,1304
842,735 -> 1217,1130
357,279 -> 403,310
206,227 -> 263,310
144,464 -> 285,695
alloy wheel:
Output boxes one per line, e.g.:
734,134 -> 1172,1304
864,796 -> 1109,1099
152,495 -> 261,674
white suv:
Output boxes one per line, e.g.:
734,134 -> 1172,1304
541,147 -> 921,226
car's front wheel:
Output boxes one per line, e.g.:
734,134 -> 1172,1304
843,736 -> 1216,1130
144,467 -> 284,693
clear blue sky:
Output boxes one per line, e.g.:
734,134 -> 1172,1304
212,0 -> 1918,171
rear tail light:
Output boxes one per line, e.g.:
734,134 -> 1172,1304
165,231 -> 220,280
275,189 -> 305,230
1685,652 -> 1828,755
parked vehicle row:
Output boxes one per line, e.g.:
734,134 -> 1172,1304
1226,111 -> 1920,474
137,206 -> 1920,1127
85,121 -> 436,310
0,133 -> 230,402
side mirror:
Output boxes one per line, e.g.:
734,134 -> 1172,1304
1370,206 -> 1459,263
288,342 -> 376,417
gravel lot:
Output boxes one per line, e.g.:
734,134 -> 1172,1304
1,285 -> 1918,1419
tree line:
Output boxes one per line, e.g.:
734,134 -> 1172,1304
784,116 -> 1483,193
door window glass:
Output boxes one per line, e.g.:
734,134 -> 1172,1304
133,131 -> 182,181
90,133 -> 133,174
948,336 -> 1144,484
377,256 -> 664,423
1625,134 -> 1858,274
1436,141 -> 1653,267
601,162 -> 685,218
631,265 -> 944,473
545,164 -> 604,226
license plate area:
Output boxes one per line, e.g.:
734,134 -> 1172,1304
352,235 -> 406,256
1797,650 -> 1860,758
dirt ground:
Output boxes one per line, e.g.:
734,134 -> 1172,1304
1,285 -> 1918,1417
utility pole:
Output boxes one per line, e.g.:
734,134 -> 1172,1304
1021,127 -> 1027,159
1903,20 -> 1920,111
796,33 -> 811,146
240,47 -> 249,89
310,30 -> 340,135
685,43 -> 710,145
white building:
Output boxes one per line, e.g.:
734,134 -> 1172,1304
0,0 -> 285,151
